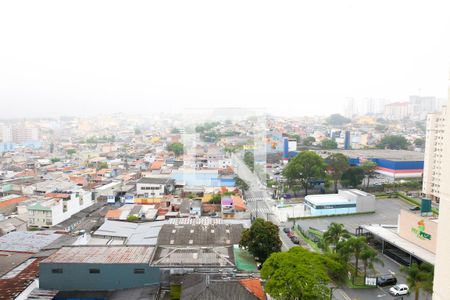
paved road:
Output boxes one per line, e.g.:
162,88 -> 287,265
232,153 -> 279,225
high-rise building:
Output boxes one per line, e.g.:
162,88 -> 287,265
432,76 -> 450,300
1,124 -> 40,144
409,95 -> 437,121
383,102 -> 410,120
422,107 -> 447,202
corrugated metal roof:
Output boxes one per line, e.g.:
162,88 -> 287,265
41,246 -> 154,264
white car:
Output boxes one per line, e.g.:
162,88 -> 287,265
389,284 -> 409,296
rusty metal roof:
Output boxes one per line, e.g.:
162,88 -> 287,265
41,246 -> 154,264
0,257 -> 41,300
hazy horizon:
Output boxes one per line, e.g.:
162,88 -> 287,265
1,0 -> 449,119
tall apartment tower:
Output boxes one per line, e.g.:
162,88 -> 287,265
422,107 -> 447,202
433,75 -> 450,300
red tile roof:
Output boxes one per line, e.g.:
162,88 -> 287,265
106,209 -> 121,219
240,278 -> 266,300
150,160 -> 163,170
0,196 -> 29,209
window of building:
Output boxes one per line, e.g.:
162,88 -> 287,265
134,268 -> 145,274
89,268 -> 100,274
52,268 -> 63,274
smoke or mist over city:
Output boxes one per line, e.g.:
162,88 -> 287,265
1,0 -> 449,118
1,2 -> 450,300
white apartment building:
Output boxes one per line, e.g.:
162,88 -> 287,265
136,177 -> 175,197
27,190 -> 93,228
433,77 -> 450,300
422,107 -> 447,202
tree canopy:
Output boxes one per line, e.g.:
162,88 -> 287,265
261,247 -> 345,300
303,136 -> 316,146
282,151 -> 326,195
377,135 -> 410,150
322,222 -> 349,252
167,142 -> 184,156
234,176 -> 249,191
360,160 -> 377,189
321,139 -> 338,149
326,153 -> 349,193
341,166 -> 365,188
326,114 -> 351,126
243,151 -> 255,172
239,218 -> 281,263
401,262 -> 434,300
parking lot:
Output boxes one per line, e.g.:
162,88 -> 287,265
286,197 -> 414,234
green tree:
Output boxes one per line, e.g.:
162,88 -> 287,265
322,223 -> 349,253
326,153 -> 349,193
50,157 -> 61,163
341,166 -> 365,188
401,263 -> 434,300
167,142 -> 184,156
234,176 -> 249,191
239,218 -> 282,263
360,247 -> 383,278
414,138 -> 425,148
321,139 -> 338,150
97,161 -> 109,170
127,215 -> 140,222
303,136 -> 316,146
326,114 -> 351,125
282,151 -> 326,196
360,160 -> 377,190
243,151 -> 255,172
209,193 -> 221,204
261,247 -> 345,300
338,236 -> 367,281
377,135 -> 410,150
66,149 -> 76,156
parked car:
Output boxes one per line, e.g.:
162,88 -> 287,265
409,206 -> 420,211
389,284 -> 409,296
290,236 -> 300,244
283,227 -> 291,234
287,231 -> 294,238
377,274 -> 397,287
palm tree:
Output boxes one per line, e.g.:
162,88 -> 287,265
401,263 -> 434,300
360,247 -> 383,278
322,223 -> 349,252
340,236 -> 367,282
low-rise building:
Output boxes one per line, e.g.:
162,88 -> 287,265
136,177 -> 175,197
39,246 -> 160,291
304,189 -> 375,217
27,190 -> 93,228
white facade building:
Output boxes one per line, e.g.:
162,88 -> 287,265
27,190 -> 93,228
422,107 -> 447,202
136,177 -> 174,197
433,77 -> 450,300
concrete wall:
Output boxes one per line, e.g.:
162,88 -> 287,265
40,263 -> 160,291
398,210 -> 437,253
339,190 -> 376,213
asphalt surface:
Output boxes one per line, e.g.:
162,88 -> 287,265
232,153 -> 279,225
285,197 -> 414,234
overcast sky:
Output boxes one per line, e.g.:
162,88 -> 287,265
0,0 -> 449,118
